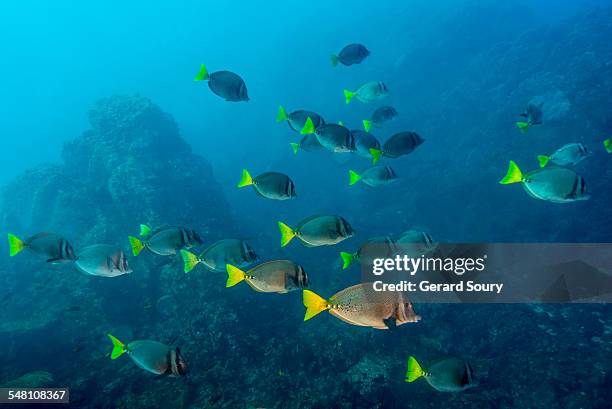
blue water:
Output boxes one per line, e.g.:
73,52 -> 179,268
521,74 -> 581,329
0,1 -> 611,408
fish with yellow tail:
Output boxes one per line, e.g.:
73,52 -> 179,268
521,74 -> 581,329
107,333 -> 188,377
343,81 -> 388,104
499,160 -> 589,203
7,232 -> 76,263
180,239 -> 258,273
339,236 -> 398,270
405,356 -> 476,392
303,283 -> 420,329
369,131 -> 425,165
276,105 -> 325,133
278,215 -> 354,247
128,225 -> 202,257
237,169 -> 296,200
225,260 -> 309,293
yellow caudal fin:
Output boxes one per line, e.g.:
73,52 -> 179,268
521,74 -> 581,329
128,236 -> 145,256
369,148 -> 382,165
300,117 -> 316,135
405,356 -> 426,382
499,160 -> 523,185
139,224 -> 152,237
194,63 -> 209,81
362,119 -> 372,132
303,290 -> 330,321
276,105 -> 288,122
339,252 -> 355,269
330,54 -> 339,67
348,170 -> 362,186
537,155 -> 550,168
226,264 -> 246,287
344,89 -> 355,104
180,249 -> 200,273
278,221 -> 295,247
237,169 -> 254,188
515,121 -> 530,134
7,233 -> 25,256
107,333 -> 127,360
604,138 -> 612,153
290,142 -> 300,155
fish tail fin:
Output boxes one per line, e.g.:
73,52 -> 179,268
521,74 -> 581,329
276,105 -> 288,122
515,121 -> 530,133
340,252 -> 355,269
139,224 -> 152,237
604,138 -> 612,153
343,89 -> 354,104
180,249 -> 199,273
330,54 -> 339,67
7,233 -> 25,256
290,142 -> 300,155
300,117 -> 315,135
128,236 -> 145,256
194,63 -> 209,81
537,155 -> 550,168
499,160 -> 523,184
278,221 -> 295,247
226,264 -> 246,287
303,290 -> 329,321
362,119 -> 372,132
348,170 -> 362,186
369,148 -> 382,165
405,356 -> 426,382
107,333 -> 127,359
237,169 -> 254,188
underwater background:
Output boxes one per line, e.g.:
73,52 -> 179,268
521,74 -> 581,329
1,0 -> 611,407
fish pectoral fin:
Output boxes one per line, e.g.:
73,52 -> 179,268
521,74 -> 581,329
383,317 -> 397,330
46,257 -> 63,264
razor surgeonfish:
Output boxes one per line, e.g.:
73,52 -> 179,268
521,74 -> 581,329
7,232 -> 76,263
129,226 -> 202,257
278,215 -> 354,247
303,283 -> 420,329
363,106 -> 398,132
516,102 -> 543,133
349,166 -> 398,187
340,236 -> 398,269
396,230 -> 436,257
499,161 -> 589,203
75,244 -> 131,277
290,134 -> 325,154
370,132 -> 425,164
276,106 -> 325,133
107,334 -> 188,377
180,239 -> 258,273
344,81 -> 389,104
352,130 -> 381,158
301,119 -> 354,153
237,169 -> 296,200
331,43 -> 370,67
406,356 -> 476,392
225,260 -> 309,293
537,143 -> 589,168
194,64 -> 248,102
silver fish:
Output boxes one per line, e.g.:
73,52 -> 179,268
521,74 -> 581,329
278,215 -> 354,247
344,81 -> 389,104
7,232 -> 76,263
108,334 -> 188,377
75,244 -> 131,277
